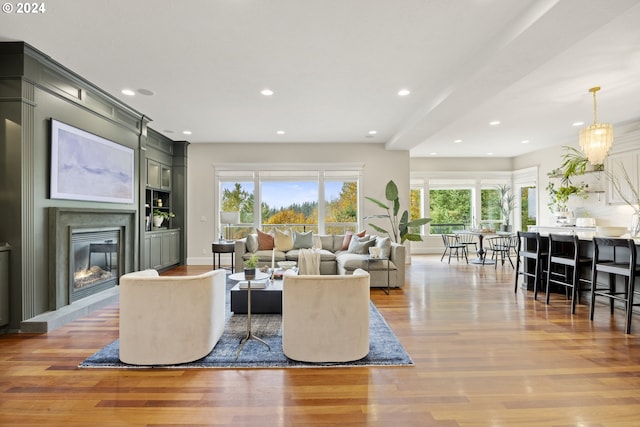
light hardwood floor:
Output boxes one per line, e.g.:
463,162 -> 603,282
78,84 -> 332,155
1,255 -> 639,426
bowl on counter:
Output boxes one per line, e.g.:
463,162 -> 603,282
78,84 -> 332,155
596,226 -> 627,237
575,218 -> 596,227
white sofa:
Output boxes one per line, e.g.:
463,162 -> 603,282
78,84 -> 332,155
282,269 -> 370,362
234,232 -> 405,288
119,269 -> 226,365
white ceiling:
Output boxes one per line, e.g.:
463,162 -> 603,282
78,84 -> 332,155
2,0 -> 640,158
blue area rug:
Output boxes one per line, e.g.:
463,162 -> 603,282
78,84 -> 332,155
79,291 -> 413,369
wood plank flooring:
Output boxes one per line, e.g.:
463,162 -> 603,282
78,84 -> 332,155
1,255 -> 640,426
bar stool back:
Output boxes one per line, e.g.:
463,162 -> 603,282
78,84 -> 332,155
545,233 -> 592,314
589,237 -> 640,334
514,231 -> 548,299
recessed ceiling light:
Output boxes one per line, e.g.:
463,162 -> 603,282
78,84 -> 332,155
121,89 -> 135,96
489,121 -> 501,126
261,89 -> 274,96
454,139 -> 462,143
276,130 -> 285,135
368,130 -> 377,135
521,140 -> 529,144
572,121 -> 584,127
487,152 -> 494,156
397,89 -> 411,96
430,152 -> 438,156
137,88 -> 155,96
182,130 -> 192,135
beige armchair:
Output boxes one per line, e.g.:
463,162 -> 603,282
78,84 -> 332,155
282,269 -> 370,362
119,269 -> 226,365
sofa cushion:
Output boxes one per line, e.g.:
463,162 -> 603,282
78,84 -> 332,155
286,248 -> 336,262
347,235 -> 375,254
246,234 -> 259,253
257,229 -> 274,250
274,229 -> 294,252
337,253 -> 398,272
318,235 -> 335,251
375,236 -> 391,258
293,231 -> 313,249
340,230 -> 366,250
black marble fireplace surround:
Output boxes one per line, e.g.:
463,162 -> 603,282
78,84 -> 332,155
49,208 -> 136,310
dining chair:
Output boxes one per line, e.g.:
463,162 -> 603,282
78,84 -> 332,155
454,231 -> 478,259
486,235 -> 514,269
514,231 -> 548,299
545,233 -> 592,314
440,234 -> 468,264
589,237 -> 640,334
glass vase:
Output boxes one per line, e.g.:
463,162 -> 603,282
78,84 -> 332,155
631,213 -> 640,238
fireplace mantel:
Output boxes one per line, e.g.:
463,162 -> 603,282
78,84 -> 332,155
48,208 -> 136,310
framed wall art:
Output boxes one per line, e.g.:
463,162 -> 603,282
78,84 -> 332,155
50,119 -> 135,204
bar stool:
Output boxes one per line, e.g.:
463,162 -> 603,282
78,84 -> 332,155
589,237 -> 640,334
545,233 -> 592,314
514,231 -> 548,299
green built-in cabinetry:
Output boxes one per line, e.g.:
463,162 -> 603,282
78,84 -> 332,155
143,229 -> 180,270
142,129 -> 185,271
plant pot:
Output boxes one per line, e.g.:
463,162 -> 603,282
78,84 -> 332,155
152,215 -> 164,228
243,268 -> 256,280
500,225 -> 512,232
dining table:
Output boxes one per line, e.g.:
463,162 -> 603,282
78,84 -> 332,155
466,229 -> 513,265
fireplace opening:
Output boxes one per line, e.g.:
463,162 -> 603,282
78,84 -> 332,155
70,227 -> 121,302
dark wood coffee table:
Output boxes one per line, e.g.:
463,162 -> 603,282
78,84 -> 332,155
230,280 -> 283,314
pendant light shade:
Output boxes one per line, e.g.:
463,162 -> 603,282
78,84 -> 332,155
579,86 -> 613,166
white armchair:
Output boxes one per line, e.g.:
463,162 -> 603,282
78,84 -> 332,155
119,269 -> 226,365
282,269 -> 370,362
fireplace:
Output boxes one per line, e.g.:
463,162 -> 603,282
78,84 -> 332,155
49,208 -> 136,310
70,227 -> 121,302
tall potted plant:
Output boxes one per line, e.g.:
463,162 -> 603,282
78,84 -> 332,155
365,180 -> 431,243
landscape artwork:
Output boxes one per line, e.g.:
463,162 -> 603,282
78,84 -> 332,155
50,120 -> 135,204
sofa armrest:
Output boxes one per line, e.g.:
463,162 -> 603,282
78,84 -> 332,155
389,242 -> 406,287
234,238 -> 248,273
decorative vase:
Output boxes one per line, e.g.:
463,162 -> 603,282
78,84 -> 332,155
631,213 -> 640,238
153,215 -> 164,228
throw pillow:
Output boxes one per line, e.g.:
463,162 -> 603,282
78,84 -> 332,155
340,230 -> 366,250
246,234 -> 259,253
375,236 -> 391,258
347,235 -> 375,254
256,229 -> 274,250
274,229 -> 294,252
293,231 -> 313,249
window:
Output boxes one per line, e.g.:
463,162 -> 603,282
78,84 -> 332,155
429,189 -> 472,234
481,187 -> 502,227
521,186 -> 537,229
325,180 -> 358,234
220,179 -> 255,240
409,187 -> 423,235
261,176 -> 319,233
217,167 -> 361,237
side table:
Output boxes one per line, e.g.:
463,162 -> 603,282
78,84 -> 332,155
228,271 -> 271,360
365,255 -> 391,295
212,241 -> 235,272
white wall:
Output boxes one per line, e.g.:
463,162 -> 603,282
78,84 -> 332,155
186,143 -> 410,265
